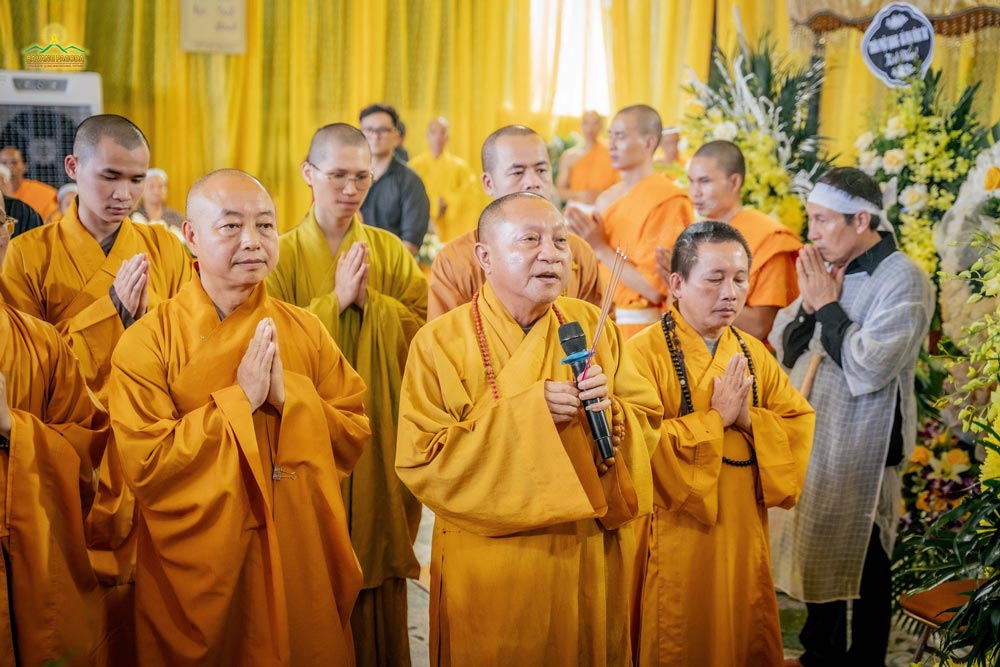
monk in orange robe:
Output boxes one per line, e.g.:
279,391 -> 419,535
267,124 -> 425,667
109,169 -> 371,666
685,140 -> 801,340
627,222 -> 814,667
428,125 -> 603,319
567,105 -> 694,339
0,115 -> 193,663
0,196 -> 117,667
0,146 -> 59,220
556,111 -> 620,205
398,192 -> 658,666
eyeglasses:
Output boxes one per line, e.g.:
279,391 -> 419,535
2,215 -> 17,236
306,163 -> 374,191
361,126 -> 397,138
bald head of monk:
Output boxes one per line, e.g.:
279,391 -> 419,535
302,123 -> 373,227
480,126 -> 552,200
475,192 -> 570,326
64,114 -> 151,237
0,147 -> 26,191
581,111 -> 604,144
184,169 -> 278,308
608,104 -> 662,172
688,140 -> 745,222
426,117 -> 450,158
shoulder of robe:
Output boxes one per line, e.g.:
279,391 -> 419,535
132,221 -> 190,260
3,302 -> 63,358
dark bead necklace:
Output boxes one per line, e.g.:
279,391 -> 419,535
660,311 -> 759,467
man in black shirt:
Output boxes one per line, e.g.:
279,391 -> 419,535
359,104 -> 429,255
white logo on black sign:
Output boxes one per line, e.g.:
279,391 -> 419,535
862,2 -> 935,87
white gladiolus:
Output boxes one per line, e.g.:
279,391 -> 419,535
885,115 -> 908,139
899,183 -> 929,213
712,121 -> 738,142
854,131 -> 875,152
858,150 -> 883,176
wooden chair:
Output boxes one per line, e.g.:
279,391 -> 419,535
899,579 -> 976,662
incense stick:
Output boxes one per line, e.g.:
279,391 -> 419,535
580,246 -> 627,380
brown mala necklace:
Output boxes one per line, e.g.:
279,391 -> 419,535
660,311 -> 759,467
472,290 -> 567,402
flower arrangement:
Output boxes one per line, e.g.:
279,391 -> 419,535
416,232 -> 444,268
856,70 -> 997,280
900,416 -> 978,534
546,132 -> 581,183
683,35 -> 833,238
895,235 -> 1000,666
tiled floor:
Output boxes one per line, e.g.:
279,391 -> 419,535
406,511 -> 931,666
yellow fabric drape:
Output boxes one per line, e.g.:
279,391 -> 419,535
601,1 -> 714,127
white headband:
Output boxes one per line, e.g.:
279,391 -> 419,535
147,168 -> 167,181
807,182 -> 882,217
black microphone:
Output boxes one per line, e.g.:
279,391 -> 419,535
558,321 -> 615,460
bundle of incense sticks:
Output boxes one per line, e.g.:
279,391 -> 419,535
580,246 -> 627,380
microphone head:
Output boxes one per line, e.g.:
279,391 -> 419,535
558,321 -> 588,355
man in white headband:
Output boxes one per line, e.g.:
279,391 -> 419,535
768,167 -> 934,667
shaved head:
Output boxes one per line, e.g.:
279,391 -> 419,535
482,125 -> 542,173
693,140 -> 745,180
616,105 -> 662,142
307,123 -> 370,164
73,114 -> 148,161
428,117 -> 449,133
477,191 -> 557,243
186,168 -> 272,224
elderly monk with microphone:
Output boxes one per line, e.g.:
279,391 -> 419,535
396,191 -> 658,667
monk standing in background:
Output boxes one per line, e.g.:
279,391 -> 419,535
566,104 -> 694,338
627,222 -> 814,667
0,195 -> 117,667
110,169 -> 371,666
398,192 -> 658,666
428,125 -> 603,319
267,124 -> 426,667
409,117 -> 479,243
0,145 -> 59,221
556,110 -> 620,205
683,140 -> 801,340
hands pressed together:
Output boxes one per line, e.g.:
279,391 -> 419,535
114,253 -> 150,319
237,318 -> 285,412
335,241 -> 370,314
545,363 -> 617,473
710,354 -> 752,433
796,245 -> 844,315
564,206 -> 605,248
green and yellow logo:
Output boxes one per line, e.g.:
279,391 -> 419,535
22,25 -> 87,71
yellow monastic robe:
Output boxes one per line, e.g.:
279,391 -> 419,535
626,307 -> 814,667
108,274 -> 371,667
266,209 -> 426,667
0,199 -> 193,400
409,150 -> 480,243
0,297 -> 111,667
569,141 -> 620,195
729,208 -> 801,309
427,229 -> 604,320
396,284 -> 659,667
601,174 -> 694,339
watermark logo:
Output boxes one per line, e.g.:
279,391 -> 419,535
22,24 -> 88,71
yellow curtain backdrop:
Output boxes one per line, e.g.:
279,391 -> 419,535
0,0 -> 554,231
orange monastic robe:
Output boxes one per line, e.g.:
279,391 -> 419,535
569,141 -> 621,195
427,229 -> 603,319
626,307 -> 814,667
0,298 -> 111,667
109,274 -> 371,667
729,208 -> 801,309
0,199 -> 193,400
601,174 -> 694,338
397,284 -> 659,667
12,178 -> 58,221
